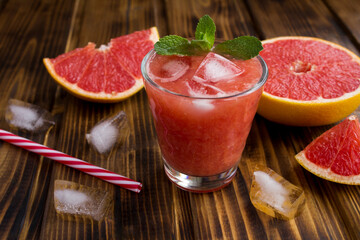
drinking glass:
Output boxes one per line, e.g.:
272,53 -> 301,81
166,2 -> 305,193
141,49 -> 268,192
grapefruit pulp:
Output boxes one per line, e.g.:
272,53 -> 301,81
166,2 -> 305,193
43,27 -> 159,102
258,36 -> 360,126
295,115 -> 360,185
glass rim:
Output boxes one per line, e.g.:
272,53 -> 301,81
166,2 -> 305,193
141,49 -> 269,100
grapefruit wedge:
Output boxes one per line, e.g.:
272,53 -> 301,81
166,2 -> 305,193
295,115 -> 360,185
44,27 -> 159,102
258,36 -> 360,126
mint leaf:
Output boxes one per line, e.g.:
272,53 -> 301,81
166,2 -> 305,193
154,35 -> 190,55
214,36 -> 263,60
154,35 -> 208,56
195,15 -> 216,50
190,39 -> 211,51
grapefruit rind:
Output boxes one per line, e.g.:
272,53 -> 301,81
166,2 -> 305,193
258,36 -> 360,126
43,58 -> 144,103
43,27 -> 160,103
149,27 -> 160,43
258,85 -> 360,126
295,151 -> 360,185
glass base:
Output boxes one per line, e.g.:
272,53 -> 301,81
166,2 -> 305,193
163,161 -> 237,193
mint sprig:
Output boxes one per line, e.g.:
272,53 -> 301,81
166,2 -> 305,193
154,15 -> 215,56
154,15 -> 263,60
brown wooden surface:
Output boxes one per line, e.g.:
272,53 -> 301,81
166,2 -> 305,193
0,0 -> 359,239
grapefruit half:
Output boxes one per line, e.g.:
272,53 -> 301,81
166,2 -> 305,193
43,27 -> 159,103
258,36 -> 360,126
295,115 -> 360,185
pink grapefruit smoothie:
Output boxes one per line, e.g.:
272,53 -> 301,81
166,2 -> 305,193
143,51 -> 266,176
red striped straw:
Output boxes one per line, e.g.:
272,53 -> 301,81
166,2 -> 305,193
0,129 -> 142,193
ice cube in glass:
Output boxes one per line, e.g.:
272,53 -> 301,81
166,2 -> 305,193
54,180 -> 112,221
5,99 -> 55,132
192,52 -> 244,83
249,165 -> 306,220
160,59 -> 189,82
148,55 -> 190,83
86,111 -> 130,155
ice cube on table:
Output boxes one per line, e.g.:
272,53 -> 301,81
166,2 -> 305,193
5,99 -> 55,132
86,111 -> 129,155
192,52 -> 244,83
249,165 -> 306,220
54,180 -> 112,221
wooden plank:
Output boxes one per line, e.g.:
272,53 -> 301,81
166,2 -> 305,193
165,0 -> 259,39
324,0 -> 360,47
247,0 -> 359,54
240,119 -> 349,239
0,0 -> 74,239
38,0 -> 174,239
246,0 -> 360,239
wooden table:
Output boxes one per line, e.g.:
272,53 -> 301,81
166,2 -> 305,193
1,0 -> 359,239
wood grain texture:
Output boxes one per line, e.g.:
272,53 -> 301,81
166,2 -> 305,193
324,0 -> 360,47
247,0 -> 359,53
0,0 -> 360,239
245,0 -> 360,238
164,0 -> 258,38
0,0 -> 74,239
39,0 -> 174,239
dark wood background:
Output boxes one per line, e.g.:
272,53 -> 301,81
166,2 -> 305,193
0,0 -> 359,239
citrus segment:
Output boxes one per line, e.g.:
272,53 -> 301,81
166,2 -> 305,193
78,51 -> 105,93
43,27 -> 159,102
295,115 -> 360,184
258,36 -> 360,126
110,44 -> 152,79
104,51 -> 135,93
110,27 -> 159,79
51,43 -> 96,84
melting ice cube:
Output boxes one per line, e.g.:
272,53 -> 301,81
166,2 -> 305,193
161,59 -> 189,82
5,99 -> 55,132
86,111 -> 130,155
150,58 -> 190,83
192,52 -> 244,83
249,165 -> 306,220
54,180 -> 112,221
185,80 -> 226,97
192,99 -> 215,111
